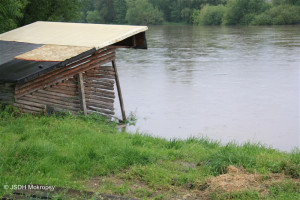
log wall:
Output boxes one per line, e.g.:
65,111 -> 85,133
84,66 -> 115,116
14,76 -> 81,114
13,47 -> 116,117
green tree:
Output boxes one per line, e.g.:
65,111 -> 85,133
80,0 -> 127,24
148,0 -> 173,21
0,0 -> 27,33
252,4 -> 300,25
86,10 -> 104,23
170,1 -> 182,22
78,0 -> 94,22
193,4 -> 225,25
166,0 -> 225,24
22,0 -> 80,25
223,0 -> 268,25
125,0 -> 164,25
287,0 -> 300,5
273,0 -> 300,5
93,0 -> 115,23
181,7 -> 193,23
113,0 -> 127,24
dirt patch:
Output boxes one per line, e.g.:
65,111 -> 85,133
204,165 -> 262,194
83,174 -> 200,199
199,165 -> 300,199
84,176 -> 125,190
84,175 -> 155,198
83,166 -> 299,200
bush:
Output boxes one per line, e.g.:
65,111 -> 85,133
223,0 -> 269,25
250,13 -> 272,25
252,5 -> 300,25
273,0 -> 300,6
181,7 -> 193,23
125,0 -> 164,25
193,5 -> 225,25
86,10 -> 104,23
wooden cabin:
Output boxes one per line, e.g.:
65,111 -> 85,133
0,21 -> 148,121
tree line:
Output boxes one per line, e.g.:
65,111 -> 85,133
1,0 -> 300,34
193,0 -> 300,25
79,0 -> 300,25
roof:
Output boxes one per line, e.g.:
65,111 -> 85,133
0,40 -> 95,83
0,21 -> 148,49
0,22 -> 148,83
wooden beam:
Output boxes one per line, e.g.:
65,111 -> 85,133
112,60 -> 126,121
77,73 -> 87,115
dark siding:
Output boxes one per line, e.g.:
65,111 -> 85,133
0,82 -> 15,104
0,41 -> 42,65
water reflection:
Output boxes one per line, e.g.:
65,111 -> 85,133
115,25 -> 300,152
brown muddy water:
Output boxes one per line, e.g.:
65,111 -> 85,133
115,25 -> 300,152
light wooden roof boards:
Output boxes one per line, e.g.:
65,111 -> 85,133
0,21 -> 148,49
15,45 -> 92,62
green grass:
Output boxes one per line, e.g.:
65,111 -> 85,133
0,106 -> 299,199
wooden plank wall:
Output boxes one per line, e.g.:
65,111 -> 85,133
0,82 -> 15,105
13,48 -> 117,117
14,76 -> 81,114
84,66 -> 115,117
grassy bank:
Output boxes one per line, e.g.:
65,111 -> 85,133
0,106 -> 299,199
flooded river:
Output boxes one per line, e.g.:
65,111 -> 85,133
115,25 -> 300,152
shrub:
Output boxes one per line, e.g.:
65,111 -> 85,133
252,5 -> 300,25
223,0 -> 269,25
273,0 -> 300,6
193,5 -> 225,25
86,10 -> 104,23
181,7 -> 193,23
250,13 -> 272,25
125,0 -> 164,25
